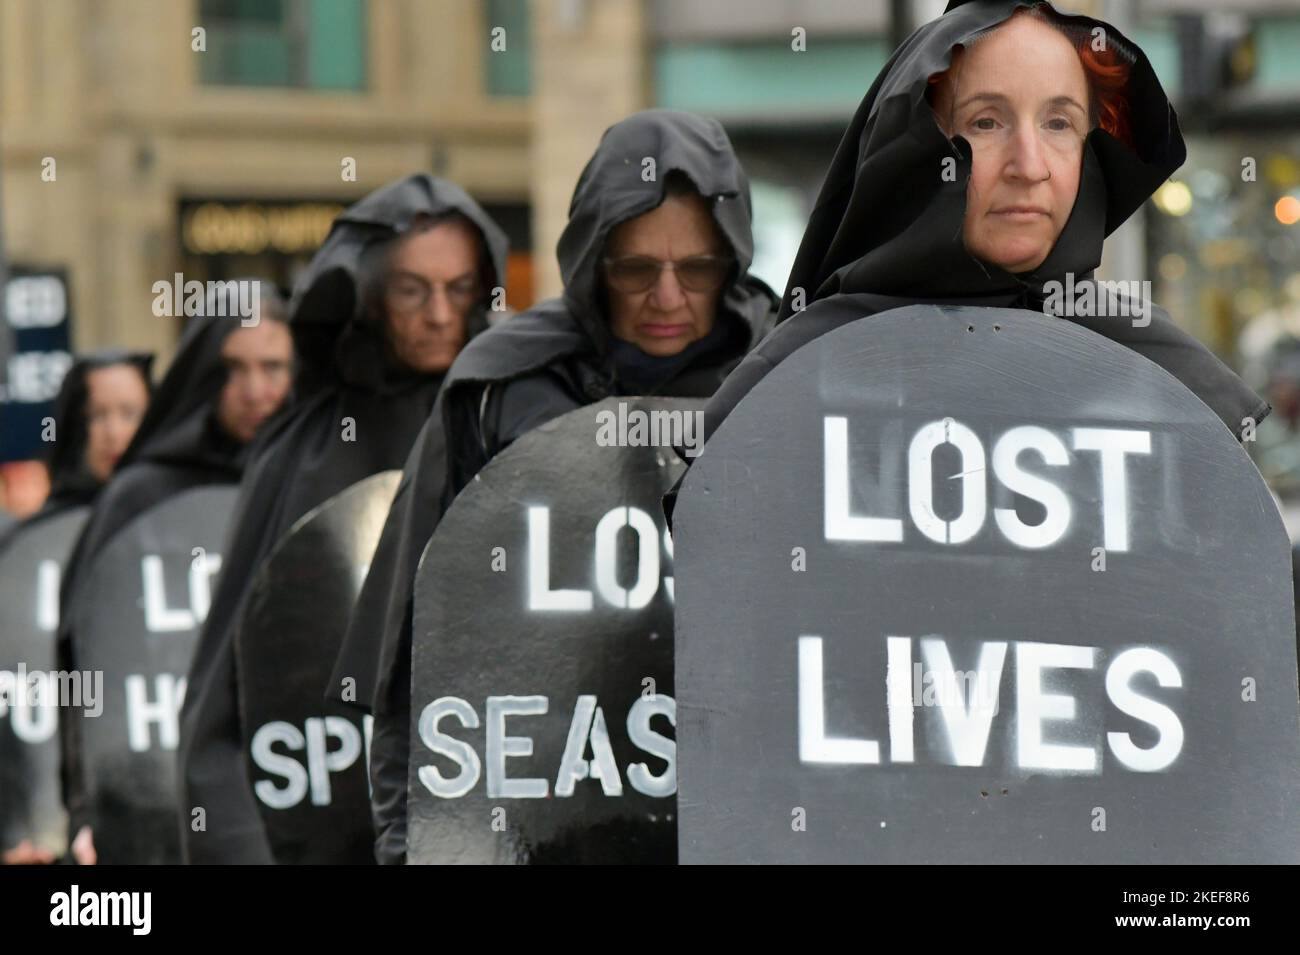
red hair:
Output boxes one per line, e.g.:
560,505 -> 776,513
1076,39 -> 1133,149
926,8 -> 1135,151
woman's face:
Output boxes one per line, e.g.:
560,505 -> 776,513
215,319 -> 294,443
931,14 -> 1090,274
84,364 -> 150,481
604,194 -> 729,358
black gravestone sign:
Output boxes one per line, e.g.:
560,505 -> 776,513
69,484 -> 237,864
674,305 -> 1300,864
0,507 -> 88,854
238,470 -> 399,864
408,398 -> 696,864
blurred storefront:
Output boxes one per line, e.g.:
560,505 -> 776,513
1137,1 -> 1300,500
0,0 -> 538,365
177,198 -> 344,294
174,196 -> 533,306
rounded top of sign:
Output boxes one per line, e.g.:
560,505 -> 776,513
673,305 -> 1298,864
710,305 -> 1250,455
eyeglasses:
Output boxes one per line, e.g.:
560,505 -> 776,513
601,255 -> 734,294
383,272 -> 481,316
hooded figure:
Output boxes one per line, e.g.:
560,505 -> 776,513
57,303 -> 292,863
0,350 -> 153,552
60,310 -> 290,600
674,0 -> 1265,487
0,350 -> 149,866
331,109 -> 778,864
41,352 -> 155,512
178,174 -> 508,865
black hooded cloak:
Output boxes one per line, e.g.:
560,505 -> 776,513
56,315 -> 264,858
177,175 -> 508,864
42,352 -> 154,512
332,109 -> 779,864
0,349 -> 153,553
677,0 -> 1266,485
0,350 -> 149,860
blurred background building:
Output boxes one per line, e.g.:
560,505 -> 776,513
3,0 -> 1300,515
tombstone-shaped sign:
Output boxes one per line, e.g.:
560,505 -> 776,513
674,305 -> 1300,864
1292,544 -> 1300,664
238,470 -> 399,864
68,484 -> 237,864
0,507 -> 88,855
408,397 -> 696,863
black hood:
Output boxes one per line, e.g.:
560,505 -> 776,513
780,0 -> 1183,319
557,108 -> 767,356
176,177 -> 511,864
325,115 -> 779,865
44,350 -> 153,507
119,315 -> 251,478
289,174 -> 509,399
55,317 -> 260,659
54,318 -> 268,859
668,0 -> 1267,532
337,113 -> 779,717
449,109 -> 776,389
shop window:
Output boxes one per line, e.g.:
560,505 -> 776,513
198,0 -> 367,91
485,0 -> 532,97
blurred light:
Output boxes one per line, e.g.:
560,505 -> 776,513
1234,288 -> 1266,318
1188,169 -> 1227,200
1266,155 -> 1300,189
1154,181 -> 1193,216
1275,195 -> 1300,226
1285,272 -> 1300,303
1199,239 -> 1251,268
1158,253 -> 1187,281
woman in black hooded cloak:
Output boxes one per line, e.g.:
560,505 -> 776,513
177,174 -> 508,864
332,109 -> 780,863
39,352 -> 154,513
0,350 -> 152,547
0,350 -> 150,865
681,0 -> 1266,466
58,297 -> 294,863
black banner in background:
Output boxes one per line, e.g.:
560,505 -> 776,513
0,157 -> 11,393
0,266 -> 74,462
